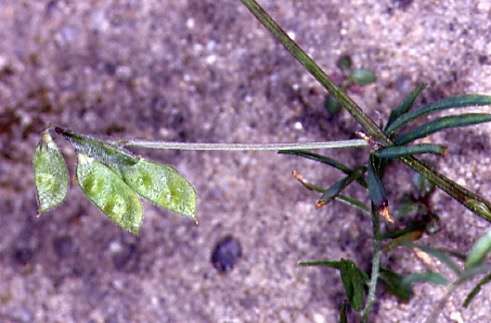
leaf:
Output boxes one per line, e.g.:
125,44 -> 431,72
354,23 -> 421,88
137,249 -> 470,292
367,155 -> 392,223
324,94 -> 343,114
385,94 -> 491,134
402,271 -> 449,286
77,153 -> 143,234
337,54 -> 352,71
463,272 -> 491,308
316,167 -> 366,208
291,171 -> 370,214
465,229 -> 491,269
339,300 -> 349,323
336,194 -> 370,214
378,267 -> 413,302
395,113 -> 491,145
121,158 -> 197,220
279,150 -> 367,188
55,127 -> 138,168
374,144 -> 447,160
299,259 -> 368,311
33,130 -> 69,214
349,68 -> 376,85
385,83 -> 426,130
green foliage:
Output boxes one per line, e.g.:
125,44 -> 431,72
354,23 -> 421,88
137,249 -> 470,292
374,144 -> 447,159
317,167 -> 366,208
336,55 -> 353,71
299,259 -> 368,311
77,153 -> 143,234
33,130 -> 69,214
121,159 -> 197,220
349,68 -> 377,85
463,272 -> 491,308
395,113 -> 491,145
386,83 -> 426,129
324,54 -> 376,115
386,94 -> 491,134
33,127 -> 198,234
378,267 -> 413,301
465,230 -> 491,269
367,155 -> 391,223
280,150 -> 367,188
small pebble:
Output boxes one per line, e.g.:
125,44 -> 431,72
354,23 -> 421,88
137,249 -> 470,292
211,236 -> 242,273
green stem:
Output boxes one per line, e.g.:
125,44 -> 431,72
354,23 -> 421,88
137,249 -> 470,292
361,206 -> 382,322
115,139 -> 368,151
240,0 -> 491,222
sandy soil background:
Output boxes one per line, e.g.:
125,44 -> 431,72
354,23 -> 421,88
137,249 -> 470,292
1,0 -> 491,322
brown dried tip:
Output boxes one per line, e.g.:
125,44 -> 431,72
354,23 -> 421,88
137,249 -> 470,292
315,200 -> 328,209
292,169 -> 303,181
379,204 -> 394,224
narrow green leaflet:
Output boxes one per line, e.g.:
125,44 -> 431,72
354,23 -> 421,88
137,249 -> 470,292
463,272 -> 491,308
336,194 -> 370,214
367,155 -> 392,223
395,113 -> 491,145
299,259 -> 368,311
121,159 -> 197,220
386,94 -> 491,134
316,167 -> 366,208
402,271 -> 449,287
374,144 -> 447,159
378,267 -> 413,302
33,130 -> 69,214
77,153 -> 143,234
465,229 -> 491,269
280,150 -> 367,188
385,83 -> 426,130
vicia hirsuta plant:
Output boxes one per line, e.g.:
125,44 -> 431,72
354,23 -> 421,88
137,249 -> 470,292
32,0 -> 491,321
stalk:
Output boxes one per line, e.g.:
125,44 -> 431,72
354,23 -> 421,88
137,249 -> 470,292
115,139 -> 368,151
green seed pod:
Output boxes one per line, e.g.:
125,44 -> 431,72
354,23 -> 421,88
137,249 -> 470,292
120,159 -> 197,221
33,130 -> 69,214
77,153 -> 143,234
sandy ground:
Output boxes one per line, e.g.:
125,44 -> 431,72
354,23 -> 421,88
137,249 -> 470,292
1,0 -> 491,322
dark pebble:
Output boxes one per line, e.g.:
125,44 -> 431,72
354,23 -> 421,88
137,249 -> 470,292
211,236 -> 242,273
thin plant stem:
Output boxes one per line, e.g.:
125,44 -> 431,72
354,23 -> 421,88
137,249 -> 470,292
240,0 -> 491,222
115,139 -> 368,151
362,206 -> 382,322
